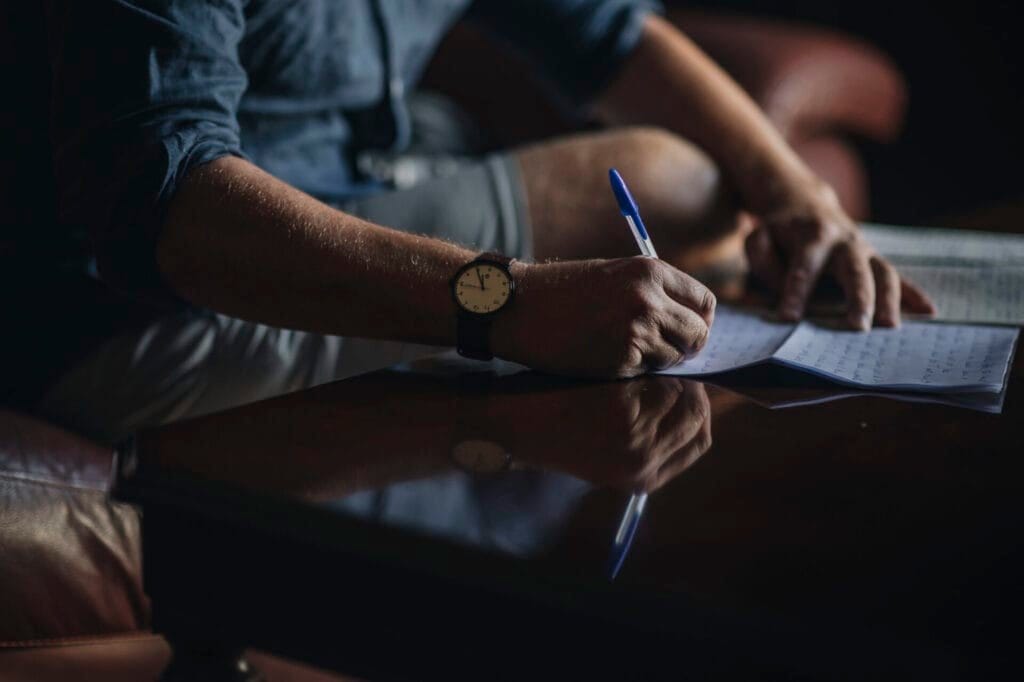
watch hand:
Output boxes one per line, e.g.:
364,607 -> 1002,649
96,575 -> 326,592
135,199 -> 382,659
476,269 -> 485,290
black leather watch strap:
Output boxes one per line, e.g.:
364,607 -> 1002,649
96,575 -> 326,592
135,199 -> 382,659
457,314 -> 493,360
454,252 -> 515,361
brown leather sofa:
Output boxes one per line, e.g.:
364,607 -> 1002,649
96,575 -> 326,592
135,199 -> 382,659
0,409 -> 355,681
0,12 -> 908,681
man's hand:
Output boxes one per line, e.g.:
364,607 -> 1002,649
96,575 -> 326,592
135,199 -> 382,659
745,178 -> 935,329
493,257 -> 715,378
592,14 -> 935,330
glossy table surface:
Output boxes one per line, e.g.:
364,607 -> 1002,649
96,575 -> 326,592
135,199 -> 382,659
122,335 -> 1024,679
116,185 -> 1024,682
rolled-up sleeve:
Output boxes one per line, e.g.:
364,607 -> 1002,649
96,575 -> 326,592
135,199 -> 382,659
45,0 -> 247,296
466,0 -> 661,105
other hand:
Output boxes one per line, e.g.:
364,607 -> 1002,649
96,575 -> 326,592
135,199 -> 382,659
745,177 -> 935,329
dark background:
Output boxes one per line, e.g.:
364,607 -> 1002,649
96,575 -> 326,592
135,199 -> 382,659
679,0 -> 1024,223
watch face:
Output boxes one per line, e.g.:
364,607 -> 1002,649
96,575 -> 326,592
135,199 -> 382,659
454,262 -> 512,314
452,440 -> 511,474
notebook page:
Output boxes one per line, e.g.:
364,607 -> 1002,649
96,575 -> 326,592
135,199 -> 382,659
772,321 -> 1019,392
896,265 -> 1024,326
658,306 -> 794,376
861,223 -> 1024,267
760,388 -> 1007,414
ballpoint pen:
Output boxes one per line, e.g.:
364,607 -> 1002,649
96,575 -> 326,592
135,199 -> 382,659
607,167 -> 657,580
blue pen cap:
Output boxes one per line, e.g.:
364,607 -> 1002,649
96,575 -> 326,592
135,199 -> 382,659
608,168 -> 649,240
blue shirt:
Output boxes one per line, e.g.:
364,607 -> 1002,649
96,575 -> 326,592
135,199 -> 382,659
41,0 -> 657,296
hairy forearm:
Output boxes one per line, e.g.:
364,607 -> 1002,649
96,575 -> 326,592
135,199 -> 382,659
157,155 -> 474,344
594,14 -> 817,211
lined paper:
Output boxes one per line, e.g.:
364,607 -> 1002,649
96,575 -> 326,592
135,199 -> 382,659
662,306 -> 793,375
659,305 -> 1019,394
772,320 -> 1018,392
861,222 -> 1024,325
897,265 -> 1024,326
861,223 -> 1024,267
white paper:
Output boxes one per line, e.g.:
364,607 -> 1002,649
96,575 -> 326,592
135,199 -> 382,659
658,306 -> 794,375
861,223 -> 1024,267
860,223 -> 1024,326
762,389 -> 1007,414
772,320 -> 1018,392
897,265 -> 1024,326
658,304 -> 1019,394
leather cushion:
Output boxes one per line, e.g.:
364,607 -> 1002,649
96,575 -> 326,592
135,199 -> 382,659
0,410 -> 148,646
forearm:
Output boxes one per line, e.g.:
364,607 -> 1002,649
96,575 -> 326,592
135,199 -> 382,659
157,156 -> 473,345
593,14 -> 818,212
156,156 -> 719,379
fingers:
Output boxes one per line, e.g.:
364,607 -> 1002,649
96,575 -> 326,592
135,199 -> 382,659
870,255 -> 901,327
631,378 -> 685,438
657,298 -> 711,361
612,258 -> 715,375
634,381 -> 710,492
900,277 -> 937,315
634,329 -> 687,373
744,226 -> 785,291
645,386 -> 712,491
650,416 -> 713,492
657,262 -> 716,327
829,239 -> 875,330
779,241 -> 831,322
629,300 -> 710,374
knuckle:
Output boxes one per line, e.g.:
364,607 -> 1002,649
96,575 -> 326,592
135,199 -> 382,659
653,348 -> 685,371
613,341 -> 644,377
626,317 -> 653,345
697,426 -> 714,454
691,321 -> 711,353
698,287 -> 717,316
690,390 -> 711,423
625,283 -> 658,316
631,256 -> 661,282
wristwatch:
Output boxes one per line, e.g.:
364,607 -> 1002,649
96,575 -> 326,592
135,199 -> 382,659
451,252 -> 516,360
451,439 -> 513,475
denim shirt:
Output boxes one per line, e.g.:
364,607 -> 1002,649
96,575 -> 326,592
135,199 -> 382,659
42,0 -> 657,296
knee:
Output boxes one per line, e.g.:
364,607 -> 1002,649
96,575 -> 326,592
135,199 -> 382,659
606,126 -> 744,242
612,126 -> 691,159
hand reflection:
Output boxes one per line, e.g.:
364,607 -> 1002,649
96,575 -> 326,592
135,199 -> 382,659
503,377 -> 712,493
137,366 -> 712,499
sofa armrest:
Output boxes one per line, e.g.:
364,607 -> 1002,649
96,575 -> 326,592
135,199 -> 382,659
423,12 -> 907,150
668,10 -> 907,144
0,411 -> 148,647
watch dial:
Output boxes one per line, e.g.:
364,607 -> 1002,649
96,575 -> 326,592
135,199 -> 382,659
455,264 -> 512,314
452,440 -> 511,474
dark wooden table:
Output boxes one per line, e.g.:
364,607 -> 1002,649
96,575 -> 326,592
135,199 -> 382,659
118,327 -> 1024,680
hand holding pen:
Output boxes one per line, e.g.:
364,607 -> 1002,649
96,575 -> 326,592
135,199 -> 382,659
606,167 -> 716,579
